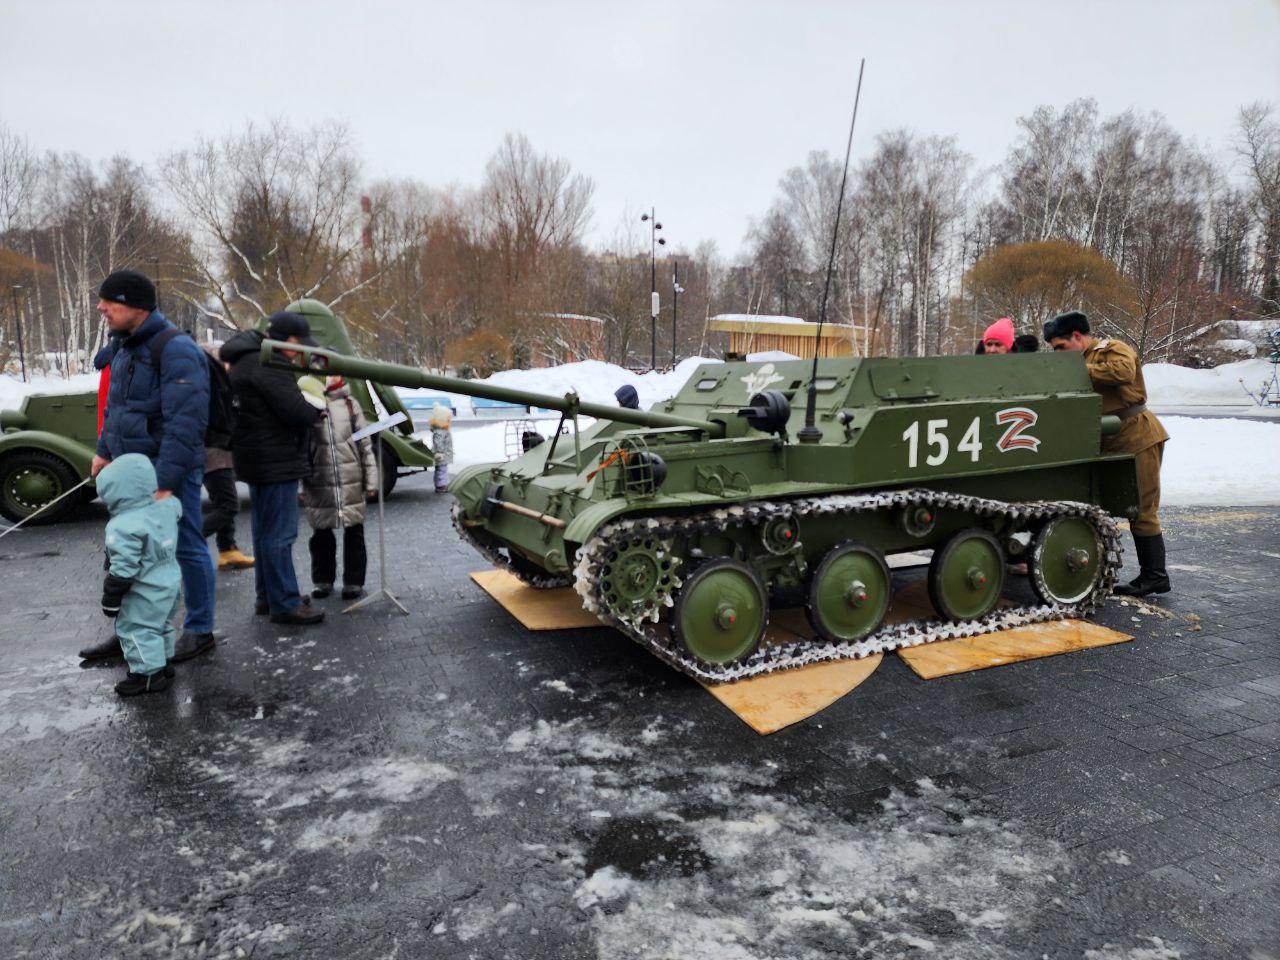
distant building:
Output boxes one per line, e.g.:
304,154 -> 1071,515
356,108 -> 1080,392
709,314 -> 869,359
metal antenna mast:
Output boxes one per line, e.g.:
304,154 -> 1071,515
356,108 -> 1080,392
797,58 -> 865,443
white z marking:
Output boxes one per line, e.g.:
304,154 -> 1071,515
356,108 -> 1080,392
995,407 -> 1040,452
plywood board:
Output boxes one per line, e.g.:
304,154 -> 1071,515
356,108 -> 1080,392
469,568 -> 604,631
701,651 -> 883,735
897,619 -> 1132,679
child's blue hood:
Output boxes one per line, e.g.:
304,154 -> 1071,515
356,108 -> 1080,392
97,453 -> 158,514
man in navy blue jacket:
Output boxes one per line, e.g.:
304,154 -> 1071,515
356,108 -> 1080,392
80,271 -> 217,664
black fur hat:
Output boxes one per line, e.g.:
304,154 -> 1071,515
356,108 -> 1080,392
1013,334 -> 1040,353
1043,310 -> 1089,341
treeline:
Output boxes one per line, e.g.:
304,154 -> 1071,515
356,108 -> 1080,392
1,99 -> 1277,376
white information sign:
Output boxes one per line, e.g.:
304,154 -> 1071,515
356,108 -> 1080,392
350,410 -> 408,443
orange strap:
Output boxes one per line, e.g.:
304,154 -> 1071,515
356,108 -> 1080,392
586,448 -> 629,481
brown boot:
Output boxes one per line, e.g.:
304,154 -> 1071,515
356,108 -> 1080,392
218,547 -> 255,570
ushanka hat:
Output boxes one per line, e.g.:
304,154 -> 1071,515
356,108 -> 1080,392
1043,310 -> 1089,342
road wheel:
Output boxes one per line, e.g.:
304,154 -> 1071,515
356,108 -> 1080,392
673,559 -> 768,666
806,541 -> 892,643
0,451 -> 81,525
927,529 -> 1005,621
1028,516 -> 1104,606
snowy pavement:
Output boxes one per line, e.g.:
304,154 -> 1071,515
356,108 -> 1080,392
1,483 -> 1278,958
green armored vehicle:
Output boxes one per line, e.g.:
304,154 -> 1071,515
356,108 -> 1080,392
263,341 -> 1138,682
0,300 -> 432,525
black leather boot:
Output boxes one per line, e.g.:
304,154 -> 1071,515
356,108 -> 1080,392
79,635 -> 123,660
115,669 -> 172,697
1115,533 -> 1171,597
171,632 -> 216,662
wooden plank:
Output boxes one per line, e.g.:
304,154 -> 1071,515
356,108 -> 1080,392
897,619 -> 1133,679
469,569 -> 604,631
702,652 -> 883,736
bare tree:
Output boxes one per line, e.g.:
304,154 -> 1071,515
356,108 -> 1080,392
1237,103 -> 1280,310
160,119 -> 365,326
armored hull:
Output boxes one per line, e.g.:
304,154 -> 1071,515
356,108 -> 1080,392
263,342 -> 1139,682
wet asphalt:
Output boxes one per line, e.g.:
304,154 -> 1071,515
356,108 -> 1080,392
1,476 -> 1278,960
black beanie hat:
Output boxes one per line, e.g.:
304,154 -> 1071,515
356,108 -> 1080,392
99,270 -> 157,312
1043,310 -> 1089,342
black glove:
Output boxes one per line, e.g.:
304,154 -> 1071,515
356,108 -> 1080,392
101,573 -> 133,618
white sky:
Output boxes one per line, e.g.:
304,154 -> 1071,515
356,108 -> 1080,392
1,0 -> 1277,259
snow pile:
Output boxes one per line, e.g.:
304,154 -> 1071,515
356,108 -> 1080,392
400,356 -> 717,419
0,371 -> 98,410
1145,358 -> 1273,406
1160,416 -> 1280,506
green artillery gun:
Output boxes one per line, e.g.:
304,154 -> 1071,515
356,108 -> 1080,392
263,340 -> 1137,682
0,300 -> 431,525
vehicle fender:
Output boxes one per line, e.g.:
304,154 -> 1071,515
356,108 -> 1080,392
563,500 -> 643,546
380,432 -> 434,469
0,430 -> 96,479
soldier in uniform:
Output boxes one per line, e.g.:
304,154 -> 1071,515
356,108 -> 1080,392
1043,310 -> 1171,597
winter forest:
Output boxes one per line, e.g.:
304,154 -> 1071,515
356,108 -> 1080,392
1,98 -> 1277,377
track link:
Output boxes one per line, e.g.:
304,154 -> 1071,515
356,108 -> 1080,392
570,489 -> 1122,684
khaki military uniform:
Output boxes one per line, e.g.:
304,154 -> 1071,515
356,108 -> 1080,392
1084,338 -> 1169,535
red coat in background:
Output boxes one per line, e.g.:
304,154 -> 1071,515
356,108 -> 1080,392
97,366 -> 110,435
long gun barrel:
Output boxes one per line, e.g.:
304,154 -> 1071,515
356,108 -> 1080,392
261,341 -> 726,436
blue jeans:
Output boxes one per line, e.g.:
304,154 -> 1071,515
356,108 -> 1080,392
176,468 -> 216,633
250,481 -> 303,614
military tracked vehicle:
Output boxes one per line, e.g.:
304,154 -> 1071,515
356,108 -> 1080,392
263,340 -> 1138,682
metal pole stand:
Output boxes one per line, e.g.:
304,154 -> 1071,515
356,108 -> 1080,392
344,432 -> 408,615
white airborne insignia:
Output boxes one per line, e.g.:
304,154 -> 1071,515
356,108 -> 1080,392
740,362 -> 785,396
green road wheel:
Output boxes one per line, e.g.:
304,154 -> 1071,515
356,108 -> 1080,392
0,450 -> 79,525
673,559 -> 768,665
806,541 -> 891,643
1029,516 -> 1104,605
927,529 -> 1005,621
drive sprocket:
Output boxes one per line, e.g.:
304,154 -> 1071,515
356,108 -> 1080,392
582,532 -> 682,628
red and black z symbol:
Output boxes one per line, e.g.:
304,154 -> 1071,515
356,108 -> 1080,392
995,407 -> 1040,452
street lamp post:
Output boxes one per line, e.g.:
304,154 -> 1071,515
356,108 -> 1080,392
671,261 -> 685,369
10,285 -> 27,383
640,209 -> 665,370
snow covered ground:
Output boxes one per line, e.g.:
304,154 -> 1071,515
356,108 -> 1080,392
1146,358 -> 1275,407
5,358 -> 1277,506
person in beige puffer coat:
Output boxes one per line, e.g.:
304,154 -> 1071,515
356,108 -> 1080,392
300,377 -> 378,600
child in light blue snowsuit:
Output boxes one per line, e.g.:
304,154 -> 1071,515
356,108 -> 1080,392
98,453 -> 183,697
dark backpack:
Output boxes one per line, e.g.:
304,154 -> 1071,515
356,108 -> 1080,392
148,327 -> 236,447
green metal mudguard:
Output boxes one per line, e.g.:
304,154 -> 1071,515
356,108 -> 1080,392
0,430 -> 96,479
381,432 -> 434,469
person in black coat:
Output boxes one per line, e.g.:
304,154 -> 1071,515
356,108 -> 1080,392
220,312 -> 325,625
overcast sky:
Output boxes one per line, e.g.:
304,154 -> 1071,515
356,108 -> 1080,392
1,0 -> 1277,258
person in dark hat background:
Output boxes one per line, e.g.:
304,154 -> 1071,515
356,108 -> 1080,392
614,384 -> 640,410
1044,310 -> 1171,597
81,270 -> 218,665
219,311 -> 327,625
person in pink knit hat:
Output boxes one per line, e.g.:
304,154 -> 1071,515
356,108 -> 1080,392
982,317 -> 1015,354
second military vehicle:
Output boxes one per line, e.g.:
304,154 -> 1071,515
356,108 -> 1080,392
262,340 -> 1138,683
0,300 -> 433,525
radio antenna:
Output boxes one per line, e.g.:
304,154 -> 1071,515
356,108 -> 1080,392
797,58 -> 865,443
